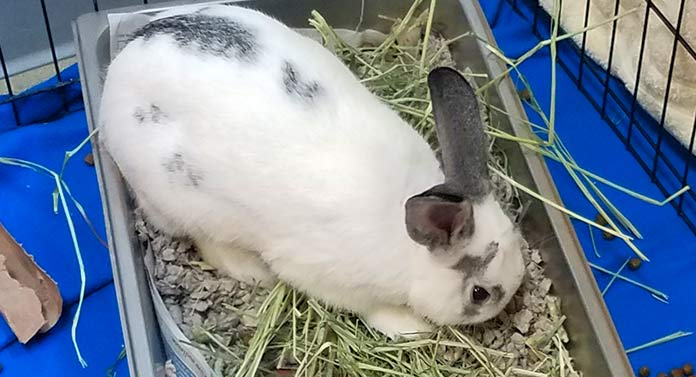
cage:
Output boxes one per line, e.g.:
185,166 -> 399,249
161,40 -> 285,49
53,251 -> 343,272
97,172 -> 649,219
502,0 -> 696,235
1,0 -> 693,376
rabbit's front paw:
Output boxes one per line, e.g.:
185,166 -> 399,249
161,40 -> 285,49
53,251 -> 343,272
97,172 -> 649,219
365,305 -> 433,340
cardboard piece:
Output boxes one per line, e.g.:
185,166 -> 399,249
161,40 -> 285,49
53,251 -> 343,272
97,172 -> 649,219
0,223 -> 63,343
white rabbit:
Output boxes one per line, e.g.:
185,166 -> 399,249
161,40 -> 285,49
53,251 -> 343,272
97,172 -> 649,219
99,4 -> 526,338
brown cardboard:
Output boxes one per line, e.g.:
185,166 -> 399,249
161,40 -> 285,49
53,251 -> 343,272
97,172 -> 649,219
0,223 -> 63,343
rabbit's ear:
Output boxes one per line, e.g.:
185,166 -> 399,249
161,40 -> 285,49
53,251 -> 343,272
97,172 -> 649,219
405,186 -> 475,250
427,66 -> 490,200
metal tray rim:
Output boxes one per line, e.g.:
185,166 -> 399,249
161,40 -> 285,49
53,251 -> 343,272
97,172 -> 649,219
72,1 -> 633,376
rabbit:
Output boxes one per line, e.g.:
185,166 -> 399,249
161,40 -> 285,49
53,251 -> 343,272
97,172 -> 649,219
99,4 -> 526,339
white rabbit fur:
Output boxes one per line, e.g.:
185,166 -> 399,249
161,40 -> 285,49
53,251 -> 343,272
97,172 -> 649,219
99,4 -> 526,338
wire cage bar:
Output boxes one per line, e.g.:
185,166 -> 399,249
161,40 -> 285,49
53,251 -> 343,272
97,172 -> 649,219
505,0 -> 696,235
0,0 -> 156,126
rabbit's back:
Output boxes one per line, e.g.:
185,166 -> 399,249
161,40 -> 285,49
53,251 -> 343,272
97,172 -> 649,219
100,5 -> 442,248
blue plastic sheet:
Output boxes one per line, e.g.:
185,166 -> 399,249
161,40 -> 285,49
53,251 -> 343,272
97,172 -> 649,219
0,65 -> 128,376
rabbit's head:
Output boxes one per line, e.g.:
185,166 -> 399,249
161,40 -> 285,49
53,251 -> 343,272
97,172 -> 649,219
405,67 -> 526,326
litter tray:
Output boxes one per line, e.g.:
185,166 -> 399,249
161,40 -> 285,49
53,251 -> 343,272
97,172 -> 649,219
72,0 -> 634,376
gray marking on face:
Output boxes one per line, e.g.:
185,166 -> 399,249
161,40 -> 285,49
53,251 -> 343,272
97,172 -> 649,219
130,14 -> 258,61
491,284 -> 504,303
163,152 -> 203,187
451,241 -> 499,275
455,242 -> 500,315
282,60 -> 322,102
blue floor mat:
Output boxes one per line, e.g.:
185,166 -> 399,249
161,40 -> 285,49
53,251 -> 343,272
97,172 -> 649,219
0,65 -> 128,376
480,0 -> 696,373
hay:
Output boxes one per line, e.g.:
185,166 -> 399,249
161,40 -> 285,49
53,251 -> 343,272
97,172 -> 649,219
142,3 -> 580,376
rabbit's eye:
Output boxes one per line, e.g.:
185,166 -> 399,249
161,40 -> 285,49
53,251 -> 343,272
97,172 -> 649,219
472,286 -> 490,304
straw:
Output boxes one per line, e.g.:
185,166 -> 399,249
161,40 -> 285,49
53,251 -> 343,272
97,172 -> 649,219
589,262 -> 669,301
625,331 -> 693,354
0,156 -> 88,367
601,258 -> 630,296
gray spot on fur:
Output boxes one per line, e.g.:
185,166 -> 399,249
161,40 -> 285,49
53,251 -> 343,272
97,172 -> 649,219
150,104 -> 164,122
130,14 -> 257,61
163,152 -> 203,187
134,104 -> 166,124
164,153 -> 185,172
187,172 -> 203,187
134,107 -> 146,123
282,61 -> 322,101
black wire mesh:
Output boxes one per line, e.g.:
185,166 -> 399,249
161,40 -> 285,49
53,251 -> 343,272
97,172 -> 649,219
0,0 -> 155,126
506,0 -> 696,236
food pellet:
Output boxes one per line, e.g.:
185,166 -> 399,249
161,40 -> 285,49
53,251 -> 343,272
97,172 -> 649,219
595,213 -> 608,226
683,363 -> 694,376
595,214 -> 615,240
672,368 -> 685,377
84,152 -> 94,166
518,88 -> 531,102
628,258 -> 642,271
602,231 -> 616,240
639,366 -> 650,377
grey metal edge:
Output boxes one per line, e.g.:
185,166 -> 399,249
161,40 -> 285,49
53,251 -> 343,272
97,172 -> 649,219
458,1 -> 633,376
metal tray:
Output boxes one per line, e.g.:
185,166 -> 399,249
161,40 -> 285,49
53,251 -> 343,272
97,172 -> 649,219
73,1 -> 633,376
